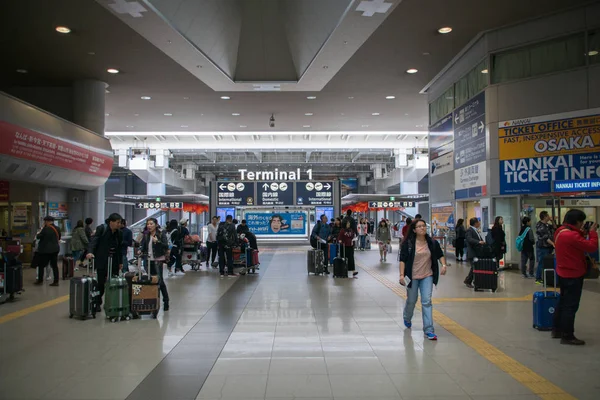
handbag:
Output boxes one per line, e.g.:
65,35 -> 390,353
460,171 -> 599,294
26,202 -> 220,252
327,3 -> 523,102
386,243 -> 392,253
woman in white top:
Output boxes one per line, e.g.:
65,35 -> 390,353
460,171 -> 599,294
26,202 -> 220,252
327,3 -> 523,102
206,216 -> 219,267
357,218 -> 369,251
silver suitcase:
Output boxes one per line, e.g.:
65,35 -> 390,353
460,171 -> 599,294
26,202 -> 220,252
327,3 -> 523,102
307,242 -> 325,275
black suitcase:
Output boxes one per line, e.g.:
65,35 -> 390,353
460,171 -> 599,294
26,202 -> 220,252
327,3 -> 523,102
0,255 -> 24,301
69,259 -> 98,320
475,244 -> 494,259
543,254 -> 559,287
333,244 -> 348,278
473,258 -> 498,292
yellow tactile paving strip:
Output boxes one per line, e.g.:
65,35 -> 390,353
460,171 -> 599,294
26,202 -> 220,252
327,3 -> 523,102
359,264 -> 577,400
0,294 -> 69,324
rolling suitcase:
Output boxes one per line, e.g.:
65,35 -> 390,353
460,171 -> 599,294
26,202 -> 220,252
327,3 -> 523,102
130,255 -> 160,319
62,256 -> 74,280
0,254 -> 24,302
69,258 -> 98,320
328,243 -> 337,266
333,244 -> 348,278
103,254 -> 131,322
307,241 -> 325,275
472,257 -> 498,292
533,269 -> 560,331
365,235 -> 371,250
543,254 -> 559,287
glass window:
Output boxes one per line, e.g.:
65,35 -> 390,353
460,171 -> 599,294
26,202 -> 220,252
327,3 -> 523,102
589,29 -> 600,65
429,86 -> 455,125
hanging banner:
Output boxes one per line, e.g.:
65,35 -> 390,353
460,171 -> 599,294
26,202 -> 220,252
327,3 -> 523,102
430,151 -> 453,176
245,212 -> 307,235
499,108 -> 600,194
429,113 -> 453,159
453,92 -> 486,169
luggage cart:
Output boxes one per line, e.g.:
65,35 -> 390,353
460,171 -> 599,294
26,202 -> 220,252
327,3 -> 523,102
182,243 -> 202,271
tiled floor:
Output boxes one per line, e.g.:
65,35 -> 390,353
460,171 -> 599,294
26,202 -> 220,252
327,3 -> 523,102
1,244 -> 600,399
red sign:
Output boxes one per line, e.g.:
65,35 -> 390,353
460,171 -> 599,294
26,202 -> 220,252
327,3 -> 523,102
0,121 -> 113,178
0,181 -> 9,201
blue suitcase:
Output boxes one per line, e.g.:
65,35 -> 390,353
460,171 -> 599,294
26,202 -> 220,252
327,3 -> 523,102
533,269 -> 560,331
328,243 -> 337,266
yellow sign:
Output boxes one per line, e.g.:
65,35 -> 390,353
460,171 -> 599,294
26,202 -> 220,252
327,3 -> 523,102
499,111 -> 600,161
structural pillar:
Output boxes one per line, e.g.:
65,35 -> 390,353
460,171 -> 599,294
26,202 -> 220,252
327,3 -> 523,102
147,183 -> 166,218
74,79 -> 108,226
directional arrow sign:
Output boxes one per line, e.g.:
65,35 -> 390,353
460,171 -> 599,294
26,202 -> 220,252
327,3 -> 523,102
219,184 -> 226,190
217,181 -> 255,206
453,91 -> 486,169
324,183 -> 331,190
262,183 -> 269,190
478,121 -> 485,133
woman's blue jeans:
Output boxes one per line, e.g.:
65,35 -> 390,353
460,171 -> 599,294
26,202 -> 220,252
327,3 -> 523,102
403,276 -> 434,334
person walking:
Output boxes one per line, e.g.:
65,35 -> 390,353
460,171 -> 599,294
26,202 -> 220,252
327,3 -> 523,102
401,217 -> 413,240
217,215 -> 238,278
552,209 -> 598,345
376,219 -> 391,262
138,218 -> 170,311
34,216 -> 61,286
358,218 -> 368,250
535,211 -> 555,284
399,219 -> 448,340
464,217 -> 485,289
206,216 -> 219,268
338,218 -> 358,277
454,219 -> 466,262
490,216 -> 507,264
312,214 -> 331,272
519,217 -> 536,278
70,220 -> 88,271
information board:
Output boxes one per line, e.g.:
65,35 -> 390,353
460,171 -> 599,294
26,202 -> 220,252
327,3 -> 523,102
368,201 -> 414,209
135,202 -> 182,210
453,92 -> 486,169
295,181 -> 334,206
245,212 -> 307,235
217,181 -> 255,206
257,181 -> 293,206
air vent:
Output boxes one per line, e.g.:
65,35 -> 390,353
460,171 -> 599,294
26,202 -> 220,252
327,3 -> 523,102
25,167 -> 36,176
5,163 -> 19,173
42,170 -> 52,180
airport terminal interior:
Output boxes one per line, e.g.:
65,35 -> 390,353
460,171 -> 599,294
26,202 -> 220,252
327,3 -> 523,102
1,0 -> 600,399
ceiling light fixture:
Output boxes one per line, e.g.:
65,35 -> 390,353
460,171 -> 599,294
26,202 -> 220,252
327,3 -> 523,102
183,97 -> 189,100
16,69 -> 28,74
307,96 -> 317,100
362,125 -> 370,128
305,113 -> 313,116
180,125 -> 188,128
372,112 -> 380,116
438,27 -> 452,34
588,50 -> 598,56
55,26 -> 71,34
221,96 -> 231,100
323,65 -> 329,69
140,96 -> 151,100
481,69 -> 489,74
107,68 -> 119,74
348,96 -> 354,99
406,68 -> 418,74
240,125 -> 247,128
105,90 -> 110,94
385,96 -> 395,100
126,125 -> 134,128
164,113 -> 173,116
303,125 -> 311,128
105,113 -> 110,116
232,113 -> 240,116
134,113 -> 139,116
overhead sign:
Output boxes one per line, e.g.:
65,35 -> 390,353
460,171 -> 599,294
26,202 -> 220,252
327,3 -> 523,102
257,181 -> 294,206
135,202 -> 182,209
499,108 -> 600,194
296,181 -> 333,206
245,212 -> 307,236
430,151 -> 454,176
455,161 -> 487,199
368,201 -> 414,208
453,91 -> 486,169
217,181 -> 255,206
239,168 -> 313,181
553,178 -> 600,193
429,113 -> 453,159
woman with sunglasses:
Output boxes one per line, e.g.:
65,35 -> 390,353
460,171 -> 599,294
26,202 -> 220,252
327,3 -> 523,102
399,220 -> 447,340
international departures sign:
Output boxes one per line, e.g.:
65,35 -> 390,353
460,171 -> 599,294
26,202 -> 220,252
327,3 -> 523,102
217,181 -> 333,207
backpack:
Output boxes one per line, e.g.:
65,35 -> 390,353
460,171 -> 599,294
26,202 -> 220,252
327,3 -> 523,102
167,229 -> 179,249
217,223 -> 236,247
515,227 -> 530,252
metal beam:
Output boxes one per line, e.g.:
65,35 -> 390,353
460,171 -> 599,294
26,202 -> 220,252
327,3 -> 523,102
253,151 -> 262,163
306,151 -> 313,163
352,152 -> 363,163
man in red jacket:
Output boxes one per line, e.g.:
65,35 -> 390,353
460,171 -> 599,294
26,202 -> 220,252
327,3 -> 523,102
552,209 -> 598,345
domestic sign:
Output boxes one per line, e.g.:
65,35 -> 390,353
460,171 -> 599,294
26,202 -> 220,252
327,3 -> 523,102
0,121 -> 114,178
135,202 -> 182,209
257,181 -> 294,206
0,181 -> 9,201
245,212 -> 307,236
296,181 -> 333,206
429,113 -> 454,159
455,161 -> 487,199
453,91 -> 486,169
499,108 -> 600,194
430,151 -> 454,176
217,181 -> 255,206
368,201 -> 414,208
553,178 -> 600,193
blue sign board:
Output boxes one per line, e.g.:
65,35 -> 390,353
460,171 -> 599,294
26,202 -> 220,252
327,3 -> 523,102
429,113 -> 453,159
257,181 -> 294,206
296,181 -> 334,206
217,181 -> 255,206
453,91 -> 486,169
245,212 -> 307,235
455,186 -> 486,200
553,178 -> 600,193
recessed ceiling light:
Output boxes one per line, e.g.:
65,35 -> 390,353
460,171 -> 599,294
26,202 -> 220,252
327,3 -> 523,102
406,68 -> 418,74
141,96 -> 151,100
307,96 -> 317,100
180,125 -> 188,128
588,50 -> 598,56
240,125 -> 247,128
164,113 -> 173,116
221,96 -> 231,100
232,113 -> 240,116
105,113 -> 109,116
303,125 -> 311,128
126,125 -> 134,128
438,27 -> 453,34
481,69 -> 489,74
134,113 -> 139,116
385,95 -> 395,100
323,65 -> 329,69
105,90 -> 110,94
372,113 -> 380,116
305,113 -> 313,116
183,96 -> 189,100
55,26 -> 71,34
16,69 -> 28,74
362,125 -> 370,128
107,68 -> 119,74
348,96 -> 354,99
87,51 -> 95,56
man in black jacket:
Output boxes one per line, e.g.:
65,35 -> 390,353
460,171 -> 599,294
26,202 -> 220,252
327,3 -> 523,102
463,217 -> 485,289
217,215 -> 238,277
86,213 -> 123,311
34,216 -> 61,286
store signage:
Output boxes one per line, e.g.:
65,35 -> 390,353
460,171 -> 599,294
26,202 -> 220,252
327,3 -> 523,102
296,181 -> 334,206
238,168 -> 313,181
499,108 -> 600,194
135,202 -> 182,209
0,121 -> 114,178
368,201 -> 414,208
0,181 -> 9,201
48,202 -> 68,219
453,92 -> 486,169
217,181 -> 255,206
257,181 -> 293,206
429,113 -> 454,159
245,212 -> 307,235
455,161 -> 487,199
552,178 -> 600,193
430,151 -> 454,176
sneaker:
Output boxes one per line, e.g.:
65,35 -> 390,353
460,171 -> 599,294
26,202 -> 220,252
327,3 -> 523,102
380,258 -> 383,262
561,337 -> 585,345
353,271 -> 358,277
535,280 -> 543,285
176,271 -> 185,276
404,319 -> 412,328
163,302 -> 170,311
49,282 -> 59,287
464,282 -> 474,289
425,332 -> 438,340
220,274 -> 225,278
168,271 -> 174,277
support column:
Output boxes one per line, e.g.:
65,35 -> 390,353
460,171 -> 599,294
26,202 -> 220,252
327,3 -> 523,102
74,80 -> 108,226
147,183 -> 166,218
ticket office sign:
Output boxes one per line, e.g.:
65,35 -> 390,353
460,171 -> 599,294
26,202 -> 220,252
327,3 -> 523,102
499,108 -> 600,194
